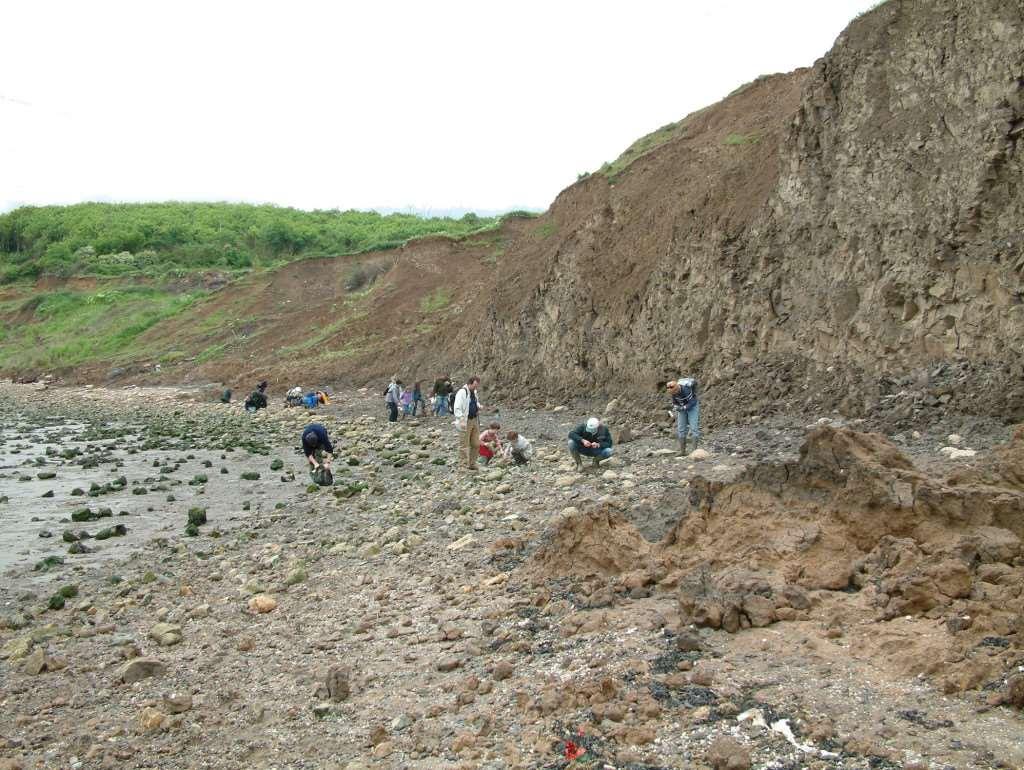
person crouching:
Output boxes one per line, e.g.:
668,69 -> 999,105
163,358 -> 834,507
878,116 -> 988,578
505,431 -> 533,466
568,417 -> 614,470
478,422 -> 503,465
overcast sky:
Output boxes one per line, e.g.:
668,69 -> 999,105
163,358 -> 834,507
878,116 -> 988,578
1,0 -> 880,215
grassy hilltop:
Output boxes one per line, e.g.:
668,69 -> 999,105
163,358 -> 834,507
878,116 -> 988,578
0,202 -> 505,374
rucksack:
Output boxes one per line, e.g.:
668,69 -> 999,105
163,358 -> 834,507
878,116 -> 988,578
448,390 -> 458,414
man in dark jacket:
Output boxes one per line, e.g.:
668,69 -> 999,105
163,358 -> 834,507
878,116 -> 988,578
432,376 -> 453,416
301,423 -> 334,485
568,417 -> 614,470
244,381 -> 269,412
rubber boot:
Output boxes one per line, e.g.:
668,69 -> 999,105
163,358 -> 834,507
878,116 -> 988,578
571,450 -> 583,471
691,437 -> 700,451
678,437 -> 687,455
592,456 -> 600,468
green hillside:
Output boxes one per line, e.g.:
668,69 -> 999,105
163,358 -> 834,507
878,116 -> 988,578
0,201 -> 505,375
0,202 -> 499,283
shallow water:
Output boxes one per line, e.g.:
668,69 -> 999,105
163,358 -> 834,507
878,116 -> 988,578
0,414 -> 301,580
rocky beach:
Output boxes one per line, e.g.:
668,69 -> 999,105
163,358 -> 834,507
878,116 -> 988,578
1,382 -> 1021,770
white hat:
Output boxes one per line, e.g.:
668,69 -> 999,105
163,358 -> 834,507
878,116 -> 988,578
586,417 -> 600,432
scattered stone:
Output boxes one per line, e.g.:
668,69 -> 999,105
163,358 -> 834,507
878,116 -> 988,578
706,735 -> 751,770
21,647 -> 47,675
1007,674 -> 1024,709
248,594 -> 278,614
492,661 -> 514,681
162,692 -> 193,714
325,666 -> 350,702
448,535 -> 476,551
436,656 -> 462,673
138,706 -> 166,733
148,623 -> 183,647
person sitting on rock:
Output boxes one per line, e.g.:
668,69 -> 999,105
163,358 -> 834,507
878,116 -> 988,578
667,377 -> 700,454
301,423 -> 334,484
478,422 -> 503,465
504,431 -> 533,466
244,380 -> 269,413
568,417 -> 614,470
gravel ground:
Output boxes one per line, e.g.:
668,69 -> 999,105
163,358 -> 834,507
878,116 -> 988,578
0,382 -> 1021,770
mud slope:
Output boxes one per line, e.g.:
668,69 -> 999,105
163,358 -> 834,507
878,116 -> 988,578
470,0 -> 1024,422
526,425 -> 1024,698
100,217 -> 536,389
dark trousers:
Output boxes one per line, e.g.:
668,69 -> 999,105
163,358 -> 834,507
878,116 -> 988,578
387,402 -> 398,422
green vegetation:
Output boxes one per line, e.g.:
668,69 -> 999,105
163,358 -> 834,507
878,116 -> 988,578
0,202 -> 501,284
724,133 -> 759,146
0,286 -> 202,371
598,119 -> 690,182
420,288 -> 451,313
0,202 -> 512,373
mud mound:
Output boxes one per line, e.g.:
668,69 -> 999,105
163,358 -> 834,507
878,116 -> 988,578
667,426 -> 1024,589
521,427 -> 1024,696
949,423 -> 1024,489
526,504 -> 651,580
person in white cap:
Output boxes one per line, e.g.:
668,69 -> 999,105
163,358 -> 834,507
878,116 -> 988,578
567,416 -> 614,470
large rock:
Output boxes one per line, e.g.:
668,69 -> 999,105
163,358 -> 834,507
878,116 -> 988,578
148,623 -> 182,647
707,736 -> 751,770
117,657 -> 167,684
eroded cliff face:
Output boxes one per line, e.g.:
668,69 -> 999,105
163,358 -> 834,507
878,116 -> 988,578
472,0 -> 1024,422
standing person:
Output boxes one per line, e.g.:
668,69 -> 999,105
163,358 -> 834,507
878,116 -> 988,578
411,381 -> 426,416
568,417 -> 614,470
384,377 -> 401,422
504,431 -> 533,465
400,384 -> 414,417
433,376 -> 452,416
453,376 -> 482,471
478,422 -> 503,465
301,423 -> 334,485
667,377 -> 700,454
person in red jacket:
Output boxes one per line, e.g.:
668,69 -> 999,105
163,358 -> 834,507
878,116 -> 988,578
478,422 -> 503,465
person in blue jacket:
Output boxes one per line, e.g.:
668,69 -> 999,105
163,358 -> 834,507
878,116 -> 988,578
668,377 -> 700,454
301,423 -> 334,483
568,417 -> 614,470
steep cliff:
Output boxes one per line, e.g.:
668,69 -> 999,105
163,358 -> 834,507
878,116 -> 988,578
470,0 -> 1024,423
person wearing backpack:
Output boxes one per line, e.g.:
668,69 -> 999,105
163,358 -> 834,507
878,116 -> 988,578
667,377 -> 700,454
452,376 -> 482,471
384,377 -> 401,422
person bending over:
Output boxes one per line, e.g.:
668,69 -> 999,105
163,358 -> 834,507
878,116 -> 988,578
301,423 -> 334,484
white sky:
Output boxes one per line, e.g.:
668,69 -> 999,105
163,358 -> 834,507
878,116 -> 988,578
1,0 -> 880,215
